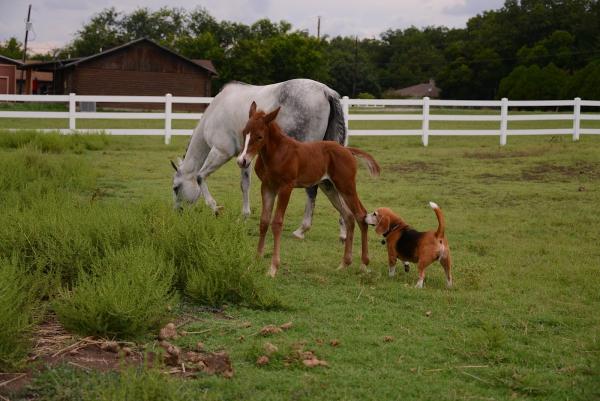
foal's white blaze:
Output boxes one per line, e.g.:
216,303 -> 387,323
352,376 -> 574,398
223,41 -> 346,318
236,133 -> 252,166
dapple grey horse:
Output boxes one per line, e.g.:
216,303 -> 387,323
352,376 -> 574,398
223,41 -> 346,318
171,79 -> 347,240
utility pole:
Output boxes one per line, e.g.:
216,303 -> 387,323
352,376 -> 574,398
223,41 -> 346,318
317,16 -> 321,40
19,4 -> 32,94
352,35 -> 358,97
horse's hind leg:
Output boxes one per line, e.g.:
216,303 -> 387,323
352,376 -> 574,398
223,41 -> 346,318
197,147 -> 232,213
240,166 -> 251,217
292,186 -> 317,239
318,181 -> 354,269
292,186 -> 347,242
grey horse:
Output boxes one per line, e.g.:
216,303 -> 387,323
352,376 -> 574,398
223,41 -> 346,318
171,78 -> 347,240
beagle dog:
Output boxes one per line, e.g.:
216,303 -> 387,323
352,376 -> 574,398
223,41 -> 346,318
365,202 -> 452,288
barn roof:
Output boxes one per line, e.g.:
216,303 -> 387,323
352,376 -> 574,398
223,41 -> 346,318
0,54 -> 23,66
20,38 -> 217,76
62,38 -> 217,75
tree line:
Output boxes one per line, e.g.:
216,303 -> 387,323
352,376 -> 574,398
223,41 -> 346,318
1,0 -> 599,99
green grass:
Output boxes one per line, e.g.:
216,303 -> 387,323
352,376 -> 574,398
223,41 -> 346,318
1,131 -> 599,400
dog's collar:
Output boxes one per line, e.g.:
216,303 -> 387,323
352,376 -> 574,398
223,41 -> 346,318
380,224 -> 404,244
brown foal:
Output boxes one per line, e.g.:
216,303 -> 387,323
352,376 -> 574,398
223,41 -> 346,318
236,101 -> 380,277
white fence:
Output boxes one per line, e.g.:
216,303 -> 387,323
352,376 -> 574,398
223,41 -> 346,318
1,93 -> 599,146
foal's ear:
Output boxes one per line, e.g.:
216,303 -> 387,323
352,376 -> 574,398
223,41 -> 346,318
264,106 -> 281,124
375,215 -> 391,236
249,101 -> 257,118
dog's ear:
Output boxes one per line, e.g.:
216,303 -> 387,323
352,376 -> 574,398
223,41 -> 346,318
375,214 -> 391,235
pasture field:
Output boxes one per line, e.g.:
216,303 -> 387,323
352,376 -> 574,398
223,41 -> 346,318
0,130 -> 599,401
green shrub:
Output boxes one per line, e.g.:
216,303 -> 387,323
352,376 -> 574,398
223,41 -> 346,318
0,148 -> 96,204
53,246 -> 177,340
156,206 -> 281,309
0,197 -> 144,291
0,131 -> 108,153
0,259 -> 38,370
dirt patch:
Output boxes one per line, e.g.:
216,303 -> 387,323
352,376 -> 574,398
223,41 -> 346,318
464,148 -> 548,160
521,162 -> 600,181
387,161 -> 440,174
0,316 -> 234,396
475,172 -> 516,181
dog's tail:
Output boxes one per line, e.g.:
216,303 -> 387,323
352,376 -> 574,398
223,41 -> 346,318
429,201 -> 445,238
348,147 -> 381,177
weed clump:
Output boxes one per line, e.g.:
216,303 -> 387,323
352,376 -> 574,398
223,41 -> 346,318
0,131 -> 108,153
158,206 -> 282,310
53,246 -> 177,340
0,259 -> 38,370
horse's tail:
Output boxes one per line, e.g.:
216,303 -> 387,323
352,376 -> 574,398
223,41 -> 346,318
323,88 -> 347,146
348,147 -> 381,177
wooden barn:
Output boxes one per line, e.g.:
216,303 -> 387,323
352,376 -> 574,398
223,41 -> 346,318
24,38 -> 217,110
0,55 -> 22,94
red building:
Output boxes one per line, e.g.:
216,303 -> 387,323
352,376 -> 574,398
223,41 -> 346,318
0,55 -> 21,94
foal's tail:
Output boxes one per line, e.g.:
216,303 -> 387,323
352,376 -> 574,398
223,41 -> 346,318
348,147 -> 381,177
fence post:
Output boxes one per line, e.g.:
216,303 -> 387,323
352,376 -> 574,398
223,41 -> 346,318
500,97 -> 508,146
68,93 -> 76,131
573,97 -> 581,141
165,93 -> 172,145
341,96 -> 349,146
421,96 -> 430,147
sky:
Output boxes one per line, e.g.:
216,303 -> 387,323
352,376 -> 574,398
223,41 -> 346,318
0,0 -> 504,54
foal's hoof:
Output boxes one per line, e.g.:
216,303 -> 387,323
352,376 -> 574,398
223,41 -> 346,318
360,264 -> 371,273
267,265 -> 277,277
337,262 -> 350,271
292,229 -> 305,240
213,205 -> 225,216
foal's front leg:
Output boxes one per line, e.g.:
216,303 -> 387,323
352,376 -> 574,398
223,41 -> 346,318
269,186 -> 293,277
258,184 -> 276,258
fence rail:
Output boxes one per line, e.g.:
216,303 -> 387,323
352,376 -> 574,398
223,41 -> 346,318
1,93 -> 599,145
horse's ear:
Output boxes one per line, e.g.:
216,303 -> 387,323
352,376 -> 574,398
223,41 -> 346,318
170,160 -> 178,172
249,101 -> 257,118
264,106 -> 281,124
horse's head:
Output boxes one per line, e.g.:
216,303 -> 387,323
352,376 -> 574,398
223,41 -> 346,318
236,101 -> 280,169
171,158 -> 201,210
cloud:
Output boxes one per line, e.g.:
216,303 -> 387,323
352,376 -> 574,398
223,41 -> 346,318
0,0 -> 508,53
444,0 -> 504,16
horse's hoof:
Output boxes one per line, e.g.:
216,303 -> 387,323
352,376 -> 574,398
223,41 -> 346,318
360,264 -> 371,273
267,265 -> 277,277
292,229 -> 305,240
214,205 -> 225,216
242,209 -> 251,218
404,262 -> 410,273
415,280 -> 424,289
339,236 -> 346,243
